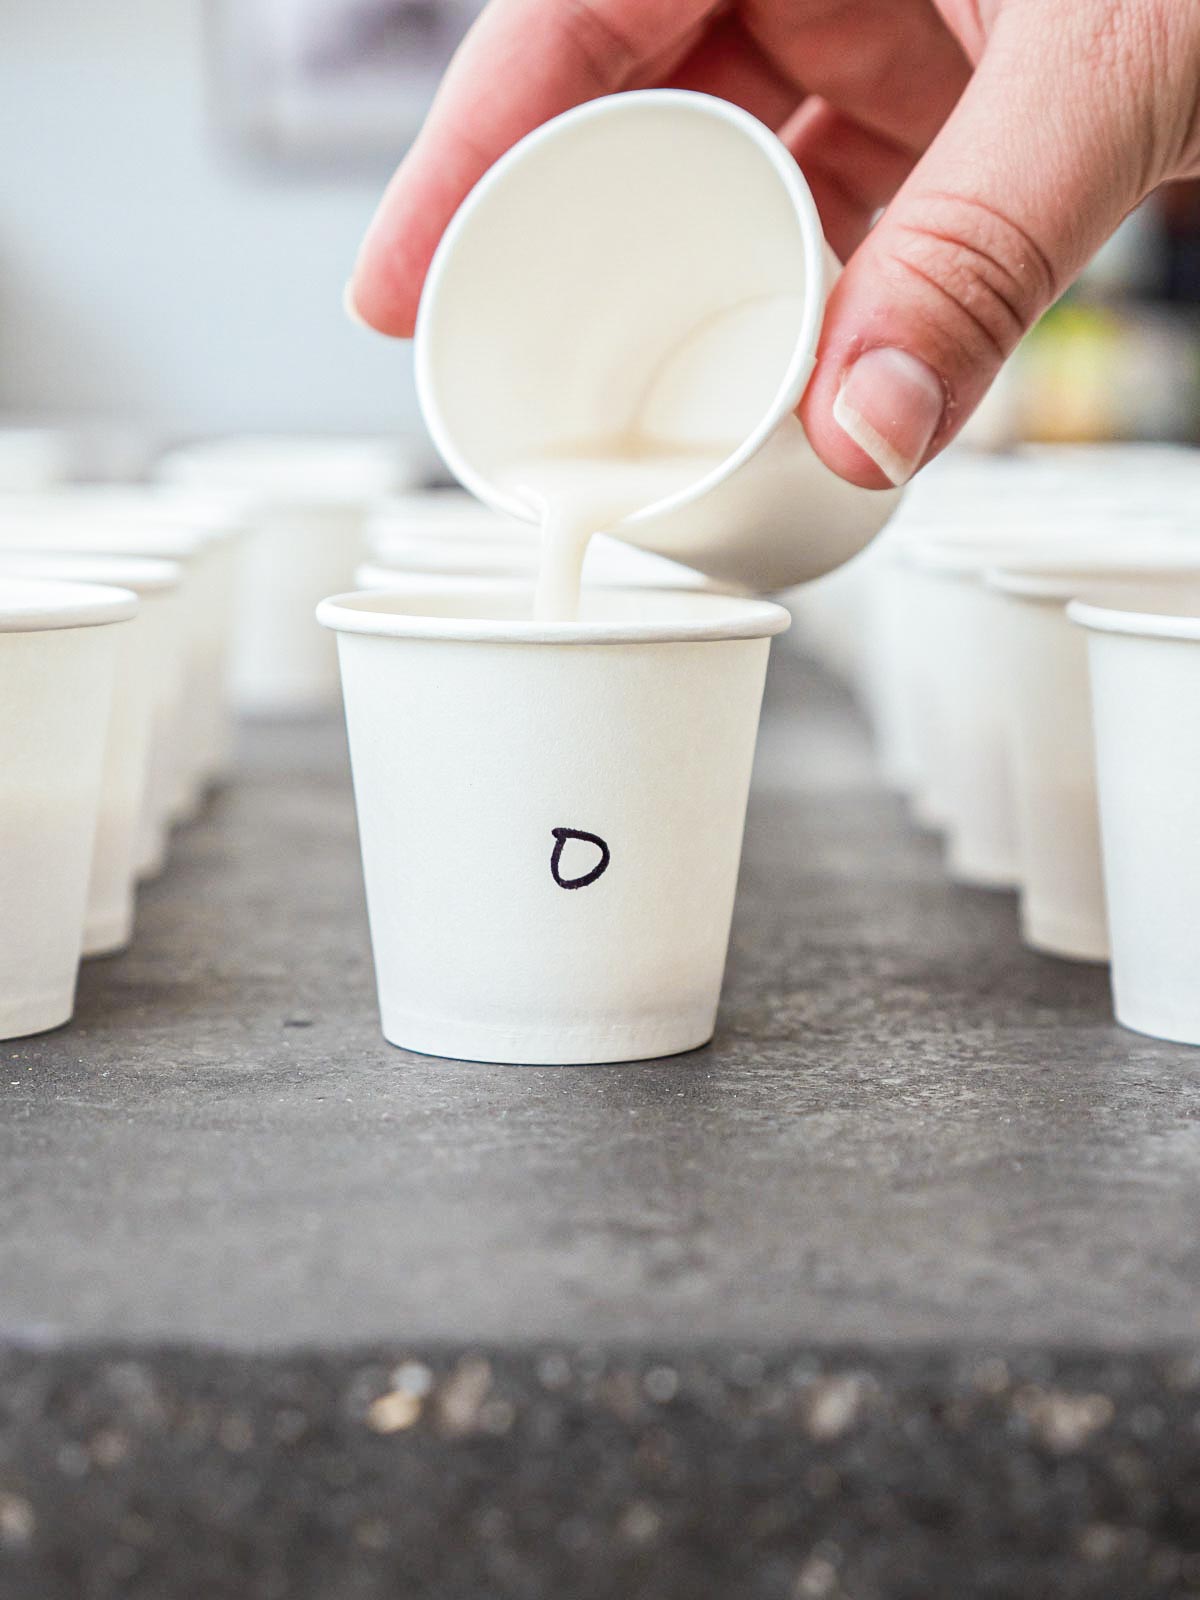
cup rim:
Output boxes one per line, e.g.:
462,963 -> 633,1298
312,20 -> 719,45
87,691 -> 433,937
911,532 -> 1198,579
154,435 -> 411,507
0,487 -> 246,540
0,551 -> 182,595
414,88 -> 827,532
0,575 -> 138,632
0,516 -> 210,562
317,584 -> 790,644
986,549 -> 1200,601
1068,599 -> 1200,642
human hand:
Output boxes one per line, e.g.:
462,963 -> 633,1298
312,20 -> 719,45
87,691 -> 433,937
347,0 -> 1200,487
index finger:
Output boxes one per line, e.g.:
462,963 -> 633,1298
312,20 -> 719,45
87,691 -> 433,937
349,0 -> 718,336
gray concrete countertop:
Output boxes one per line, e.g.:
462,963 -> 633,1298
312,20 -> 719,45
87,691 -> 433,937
3,649 -> 1199,1599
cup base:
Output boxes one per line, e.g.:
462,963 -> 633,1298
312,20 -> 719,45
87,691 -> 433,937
83,905 -> 135,961
136,836 -> 168,881
945,843 -> 1019,892
0,989 -> 74,1042
1114,1001 -> 1200,1049
1021,909 -> 1110,965
380,1008 -> 717,1066
909,791 -> 947,833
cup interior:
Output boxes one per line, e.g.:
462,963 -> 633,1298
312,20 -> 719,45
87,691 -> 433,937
1069,598 -> 1200,641
319,583 -> 790,644
0,575 -> 138,631
415,91 -> 824,524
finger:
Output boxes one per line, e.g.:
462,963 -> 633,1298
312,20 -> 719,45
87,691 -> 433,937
351,0 -> 717,335
664,13 -> 802,134
742,0 -> 970,153
800,6 -> 1164,489
782,99 -> 916,259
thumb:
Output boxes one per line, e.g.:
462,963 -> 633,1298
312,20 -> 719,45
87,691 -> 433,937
799,5 -> 1162,489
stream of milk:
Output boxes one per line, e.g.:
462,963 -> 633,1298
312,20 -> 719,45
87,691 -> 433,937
501,445 -> 726,621
496,292 -> 805,621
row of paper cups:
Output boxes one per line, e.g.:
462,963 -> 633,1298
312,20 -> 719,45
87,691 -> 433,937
151,438 -> 732,718
9,431 -> 739,730
789,443 -> 1200,1045
0,487 -> 252,1040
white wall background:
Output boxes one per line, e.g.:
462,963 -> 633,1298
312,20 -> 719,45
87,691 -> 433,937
0,0 -> 420,441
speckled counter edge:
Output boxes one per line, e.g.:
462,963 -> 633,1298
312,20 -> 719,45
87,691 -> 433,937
2,1343 -> 1199,1599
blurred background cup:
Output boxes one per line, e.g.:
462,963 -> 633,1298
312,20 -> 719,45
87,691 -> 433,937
0,577 -> 137,1039
156,435 -> 417,714
0,501 -> 234,839
988,551 -> 1200,963
1071,599 -> 1200,1043
318,584 -> 790,1064
0,551 -> 182,956
902,537 -> 1037,887
414,89 -> 902,594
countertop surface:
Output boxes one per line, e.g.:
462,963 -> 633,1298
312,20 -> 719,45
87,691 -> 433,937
4,648 -> 1200,1600
4,649 -> 1199,1352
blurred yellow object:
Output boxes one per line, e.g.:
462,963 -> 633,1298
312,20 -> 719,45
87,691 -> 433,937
1019,302 -> 1125,443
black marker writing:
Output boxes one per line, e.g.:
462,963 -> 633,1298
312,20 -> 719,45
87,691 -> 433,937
550,827 -> 610,890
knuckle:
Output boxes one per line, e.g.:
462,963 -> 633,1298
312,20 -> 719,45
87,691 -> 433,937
559,0 -> 642,90
884,193 -> 1059,364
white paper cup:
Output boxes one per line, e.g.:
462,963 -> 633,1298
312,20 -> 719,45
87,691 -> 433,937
988,553 -> 1200,963
0,428 -> 78,490
904,542 -> 1026,885
0,577 -> 136,1038
1070,598 -> 1200,1043
0,508 -> 225,846
367,491 -> 518,554
415,91 -> 901,592
318,584 -> 789,1064
157,437 -> 417,715
0,553 -> 181,955
859,545 -> 924,792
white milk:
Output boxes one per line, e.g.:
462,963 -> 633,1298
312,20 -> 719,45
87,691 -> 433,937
503,447 -> 724,619
499,293 -> 805,619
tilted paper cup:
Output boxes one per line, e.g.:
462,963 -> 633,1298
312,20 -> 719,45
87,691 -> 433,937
415,91 -> 901,593
988,552 -> 1200,963
318,585 -> 790,1064
1070,598 -> 1200,1044
0,577 -> 136,1039
0,552 -> 181,956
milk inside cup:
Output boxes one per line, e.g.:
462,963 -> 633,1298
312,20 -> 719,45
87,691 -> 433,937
415,90 -> 902,605
320,585 -> 789,1064
1070,598 -> 1200,1045
0,577 -> 136,1039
